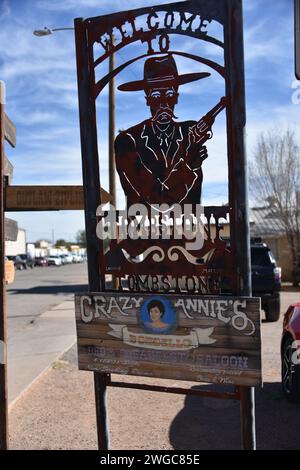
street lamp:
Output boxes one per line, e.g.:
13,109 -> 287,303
33,27 -> 74,36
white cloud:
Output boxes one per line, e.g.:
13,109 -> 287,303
12,110 -> 59,126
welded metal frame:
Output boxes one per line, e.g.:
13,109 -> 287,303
74,0 -> 256,450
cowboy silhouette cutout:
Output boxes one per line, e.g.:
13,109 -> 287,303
115,54 -> 226,209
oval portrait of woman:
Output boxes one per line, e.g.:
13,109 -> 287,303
140,297 -> 177,334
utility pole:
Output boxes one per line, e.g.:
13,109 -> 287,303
109,43 -> 116,208
0,81 -> 8,450
109,42 -> 118,290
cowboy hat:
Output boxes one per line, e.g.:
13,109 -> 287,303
118,54 -> 210,92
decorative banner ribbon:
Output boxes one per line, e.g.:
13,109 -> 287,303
108,324 -> 216,350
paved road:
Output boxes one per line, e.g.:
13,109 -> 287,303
6,263 -> 88,403
6,263 -> 88,339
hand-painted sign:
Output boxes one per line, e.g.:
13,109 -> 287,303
76,293 -> 261,386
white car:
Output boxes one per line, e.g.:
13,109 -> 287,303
47,255 -> 62,266
61,254 -> 73,264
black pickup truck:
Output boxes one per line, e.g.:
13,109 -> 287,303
221,239 -> 281,322
250,240 -> 281,322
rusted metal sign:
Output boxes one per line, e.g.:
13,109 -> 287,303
76,293 -> 261,386
5,185 -> 111,211
75,0 -> 258,449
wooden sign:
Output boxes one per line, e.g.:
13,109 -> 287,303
4,113 -> 16,148
76,293 -> 261,387
5,260 -> 15,284
5,185 -> 111,211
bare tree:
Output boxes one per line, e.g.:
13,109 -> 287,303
249,129 -> 300,282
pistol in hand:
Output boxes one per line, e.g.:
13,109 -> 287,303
189,96 -> 227,145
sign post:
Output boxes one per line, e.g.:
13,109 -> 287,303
74,0 -> 260,450
0,81 -> 8,450
224,0 -> 256,450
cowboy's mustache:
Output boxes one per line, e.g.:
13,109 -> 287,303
151,107 -> 178,122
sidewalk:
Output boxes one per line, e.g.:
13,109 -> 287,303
8,299 -> 76,405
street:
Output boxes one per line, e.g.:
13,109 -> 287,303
6,263 -> 87,403
7,263 -> 88,338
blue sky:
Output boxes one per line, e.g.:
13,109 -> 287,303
0,0 -> 298,242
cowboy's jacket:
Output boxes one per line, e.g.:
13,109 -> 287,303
115,119 -> 207,208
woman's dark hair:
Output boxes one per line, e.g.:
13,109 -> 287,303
147,299 -> 165,317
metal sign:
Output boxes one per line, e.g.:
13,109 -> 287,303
75,0 -> 258,449
5,185 -> 111,211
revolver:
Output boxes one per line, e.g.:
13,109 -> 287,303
189,96 -> 228,145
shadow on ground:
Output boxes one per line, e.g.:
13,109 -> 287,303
7,284 -> 88,295
169,382 -> 300,450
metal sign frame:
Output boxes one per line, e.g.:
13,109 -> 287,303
75,0 -> 257,450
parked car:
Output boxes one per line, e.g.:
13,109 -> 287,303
281,303 -> 300,403
18,254 -> 35,269
47,255 -> 62,266
222,238 -> 281,322
7,255 -> 27,270
61,253 -> 73,264
72,253 -> 82,263
59,254 -> 66,265
35,256 -> 48,267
